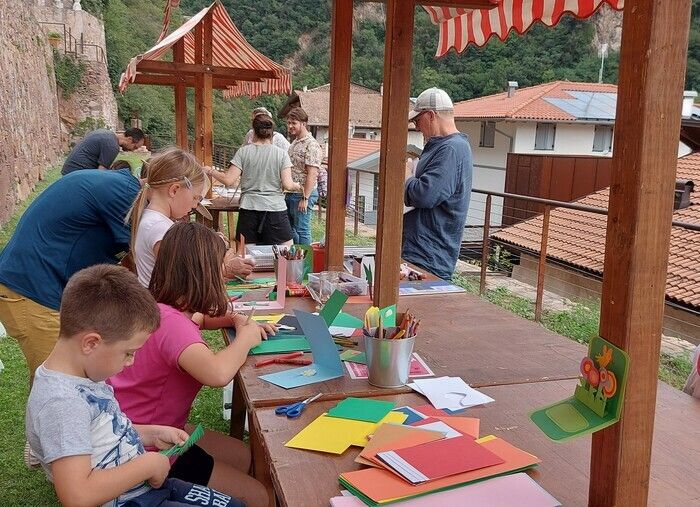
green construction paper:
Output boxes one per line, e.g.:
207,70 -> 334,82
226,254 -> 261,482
249,337 -> 310,355
379,305 -> 397,327
227,290 -> 244,298
339,350 -> 366,364
293,244 -> 313,282
320,290 -> 349,326
530,336 -> 630,442
327,397 -> 395,423
332,312 -> 364,329
161,423 -> 204,457
226,277 -> 276,287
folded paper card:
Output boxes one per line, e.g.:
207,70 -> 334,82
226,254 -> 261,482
376,435 -> 505,484
233,257 -> 287,311
339,437 -> 540,505
530,336 -> 630,442
331,473 -> 560,507
320,290 -> 349,326
409,377 -> 494,410
333,312 -> 364,329
259,310 -> 345,389
250,337 -> 310,355
328,397 -> 395,423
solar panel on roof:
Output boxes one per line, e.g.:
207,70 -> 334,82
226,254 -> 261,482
545,91 -> 617,121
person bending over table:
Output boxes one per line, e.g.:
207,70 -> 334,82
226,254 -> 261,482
62,127 -> 145,175
206,114 -> 302,245
403,88 -> 473,280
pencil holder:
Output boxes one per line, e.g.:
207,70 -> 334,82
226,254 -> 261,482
275,258 -> 305,284
363,332 -> 415,388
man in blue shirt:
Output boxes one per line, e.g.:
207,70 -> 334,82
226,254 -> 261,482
403,88 -> 473,280
0,169 -> 141,378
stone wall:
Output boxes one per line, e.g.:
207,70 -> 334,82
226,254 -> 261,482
58,60 -> 119,132
0,0 -> 63,225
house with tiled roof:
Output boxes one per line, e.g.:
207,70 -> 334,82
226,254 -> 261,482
278,83 -> 423,147
454,81 -> 695,228
492,152 -> 700,343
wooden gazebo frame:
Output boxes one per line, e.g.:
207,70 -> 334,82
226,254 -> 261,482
323,1 -> 691,505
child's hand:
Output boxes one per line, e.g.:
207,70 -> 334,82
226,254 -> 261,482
232,314 -> 275,339
151,426 -> 189,451
235,319 -> 265,349
144,452 -> 171,489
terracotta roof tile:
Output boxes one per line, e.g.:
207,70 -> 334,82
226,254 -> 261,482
493,152 -> 700,310
453,81 -> 618,121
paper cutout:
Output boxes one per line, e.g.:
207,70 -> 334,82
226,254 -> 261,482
530,336 -> 630,442
356,423 -> 445,467
339,437 -> 540,505
320,290 -> 349,326
333,312 -> 364,329
409,377 -> 494,410
332,473 -> 561,507
379,305 -> 397,327
327,397 -> 395,423
376,435 -> 505,484
250,337 -> 310,355
259,310 -> 344,389
233,257 -> 287,311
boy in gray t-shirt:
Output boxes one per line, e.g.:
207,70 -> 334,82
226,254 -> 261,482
26,264 -> 243,507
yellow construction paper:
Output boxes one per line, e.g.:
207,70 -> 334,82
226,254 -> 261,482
285,413 -> 372,454
350,411 -> 409,447
253,314 -> 285,324
476,435 -> 497,443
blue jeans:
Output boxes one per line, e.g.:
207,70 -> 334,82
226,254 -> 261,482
286,189 -> 318,246
123,478 -> 245,506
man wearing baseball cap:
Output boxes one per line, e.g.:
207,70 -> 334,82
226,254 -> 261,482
243,107 -> 290,151
403,87 -> 473,280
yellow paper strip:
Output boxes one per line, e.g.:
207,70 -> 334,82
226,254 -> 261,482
252,314 -> 285,324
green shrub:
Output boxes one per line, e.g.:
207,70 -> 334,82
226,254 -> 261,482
53,49 -> 86,98
72,117 -> 107,138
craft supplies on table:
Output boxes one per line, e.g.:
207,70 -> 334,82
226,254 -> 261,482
255,351 -> 312,367
398,280 -> 467,296
408,376 -> 495,410
275,393 -> 323,419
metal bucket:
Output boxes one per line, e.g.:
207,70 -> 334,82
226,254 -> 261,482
275,258 -> 305,284
363,334 -> 415,388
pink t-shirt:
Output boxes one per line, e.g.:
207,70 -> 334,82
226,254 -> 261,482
109,304 -> 205,430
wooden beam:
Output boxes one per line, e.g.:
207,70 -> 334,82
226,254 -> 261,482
413,0 -> 497,7
132,74 -> 239,89
325,0 -> 353,270
173,40 -> 188,149
135,60 -> 277,81
202,10 -> 214,171
590,1 -> 692,505
194,21 -> 204,162
374,0 -> 415,307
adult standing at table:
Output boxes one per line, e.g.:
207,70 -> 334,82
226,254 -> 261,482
0,168 -> 141,379
403,88 -> 473,280
286,107 -> 323,245
243,107 -> 290,152
61,127 -> 145,175
206,114 -> 302,245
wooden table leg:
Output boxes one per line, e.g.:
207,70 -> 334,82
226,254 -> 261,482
249,414 -> 276,507
229,377 -> 246,440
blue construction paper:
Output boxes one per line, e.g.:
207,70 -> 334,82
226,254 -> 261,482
394,406 -> 427,425
259,310 -> 344,389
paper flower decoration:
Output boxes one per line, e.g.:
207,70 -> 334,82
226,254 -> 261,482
601,370 -> 617,398
581,357 -> 595,377
588,366 -> 600,387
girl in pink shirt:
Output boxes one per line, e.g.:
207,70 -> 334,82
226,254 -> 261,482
110,222 -> 272,507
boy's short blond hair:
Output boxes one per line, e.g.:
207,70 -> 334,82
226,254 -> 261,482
59,264 -> 160,342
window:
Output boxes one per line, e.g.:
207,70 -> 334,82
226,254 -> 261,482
593,125 -> 613,152
479,121 -> 496,148
534,123 -> 556,150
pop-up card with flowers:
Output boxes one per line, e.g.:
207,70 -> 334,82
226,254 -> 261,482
530,336 -> 629,442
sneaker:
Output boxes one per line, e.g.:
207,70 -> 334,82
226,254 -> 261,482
24,441 -> 41,469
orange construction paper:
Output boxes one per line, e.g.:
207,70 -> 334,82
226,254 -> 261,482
340,437 -> 540,504
433,416 -> 480,438
356,423 -> 445,467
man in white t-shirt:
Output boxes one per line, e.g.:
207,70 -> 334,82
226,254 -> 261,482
243,107 -> 290,152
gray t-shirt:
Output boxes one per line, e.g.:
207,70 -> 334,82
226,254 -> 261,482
231,144 -> 292,212
26,364 -> 150,506
62,129 -> 120,175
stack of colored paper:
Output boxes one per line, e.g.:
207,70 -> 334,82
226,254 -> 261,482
408,376 -> 495,410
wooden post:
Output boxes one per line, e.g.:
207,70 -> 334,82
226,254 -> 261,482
173,40 -> 188,149
374,0 -> 414,307
590,1 -> 691,505
325,0 -> 353,270
479,194 -> 492,294
202,11 -> 214,171
194,22 -> 204,162
534,206 -> 550,322
354,170 -> 360,236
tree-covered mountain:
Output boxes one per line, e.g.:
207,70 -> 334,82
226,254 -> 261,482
86,0 -> 698,145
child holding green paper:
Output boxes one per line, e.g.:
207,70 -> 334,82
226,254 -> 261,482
110,222 -> 269,507
26,264 -> 243,506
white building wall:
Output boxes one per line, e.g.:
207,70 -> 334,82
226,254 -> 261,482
313,126 -> 424,149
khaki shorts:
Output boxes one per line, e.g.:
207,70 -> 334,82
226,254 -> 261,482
0,283 -> 60,379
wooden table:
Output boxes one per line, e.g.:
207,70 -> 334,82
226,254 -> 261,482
251,381 -> 700,507
228,290 -> 586,438
195,195 -> 240,233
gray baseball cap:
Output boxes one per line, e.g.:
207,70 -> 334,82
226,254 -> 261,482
408,87 -> 454,121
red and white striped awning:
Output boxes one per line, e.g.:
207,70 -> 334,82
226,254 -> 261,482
119,1 -> 291,98
424,0 -> 624,57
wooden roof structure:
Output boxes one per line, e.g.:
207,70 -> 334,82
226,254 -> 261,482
119,1 -> 291,166
323,1 -> 692,505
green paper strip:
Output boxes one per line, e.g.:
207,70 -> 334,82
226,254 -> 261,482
250,337 -> 310,355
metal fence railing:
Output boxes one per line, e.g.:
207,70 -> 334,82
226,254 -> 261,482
39,21 -> 106,63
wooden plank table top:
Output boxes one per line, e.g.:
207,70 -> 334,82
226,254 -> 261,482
251,380 -> 700,507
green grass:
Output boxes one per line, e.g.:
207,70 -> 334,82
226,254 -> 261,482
451,274 -> 693,390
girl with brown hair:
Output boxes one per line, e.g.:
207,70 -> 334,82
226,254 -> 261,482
206,114 -> 302,245
109,221 -> 270,507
